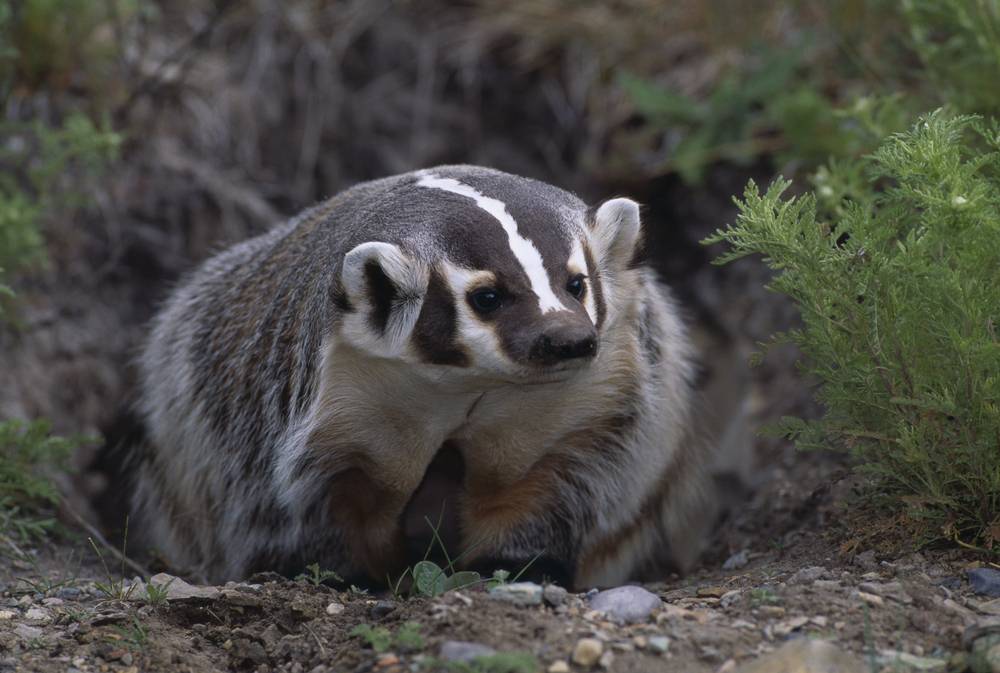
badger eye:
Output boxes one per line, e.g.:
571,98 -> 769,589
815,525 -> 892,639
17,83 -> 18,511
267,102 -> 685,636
566,275 -> 586,300
469,287 -> 502,314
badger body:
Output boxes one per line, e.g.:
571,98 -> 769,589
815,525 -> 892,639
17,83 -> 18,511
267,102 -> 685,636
133,165 -> 709,587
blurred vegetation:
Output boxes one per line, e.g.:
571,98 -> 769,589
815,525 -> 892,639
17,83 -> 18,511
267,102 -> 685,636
0,0 -> 122,548
707,1 -> 1000,553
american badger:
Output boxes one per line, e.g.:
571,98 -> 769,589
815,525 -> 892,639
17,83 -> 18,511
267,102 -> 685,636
131,165 -> 709,587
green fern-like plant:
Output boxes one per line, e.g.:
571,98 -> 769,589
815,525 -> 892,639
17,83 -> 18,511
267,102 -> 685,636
705,110 -> 1000,551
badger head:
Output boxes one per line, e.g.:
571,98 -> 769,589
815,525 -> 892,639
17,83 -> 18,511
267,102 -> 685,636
337,166 -> 642,384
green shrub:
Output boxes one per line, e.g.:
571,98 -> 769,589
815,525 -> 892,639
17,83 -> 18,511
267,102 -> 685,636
705,111 -> 1000,550
0,419 -> 85,545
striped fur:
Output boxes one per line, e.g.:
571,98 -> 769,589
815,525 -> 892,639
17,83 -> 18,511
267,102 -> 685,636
130,165 -> 712,587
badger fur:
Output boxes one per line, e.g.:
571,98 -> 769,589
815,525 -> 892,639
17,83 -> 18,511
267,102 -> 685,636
130,165 -> 710,587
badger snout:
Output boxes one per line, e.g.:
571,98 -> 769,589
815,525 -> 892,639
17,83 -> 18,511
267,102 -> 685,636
529,320 -> 598,366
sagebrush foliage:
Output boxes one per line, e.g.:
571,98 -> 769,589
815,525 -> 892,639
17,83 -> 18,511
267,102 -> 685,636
705,111 -> 1000,550
0,419 -> 82,544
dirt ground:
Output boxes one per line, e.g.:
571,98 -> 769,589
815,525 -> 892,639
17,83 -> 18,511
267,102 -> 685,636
2,447 -> 996,673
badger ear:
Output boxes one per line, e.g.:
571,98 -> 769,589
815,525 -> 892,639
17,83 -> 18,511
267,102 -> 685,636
341,242 -> 428,356
590,198 -> 641,271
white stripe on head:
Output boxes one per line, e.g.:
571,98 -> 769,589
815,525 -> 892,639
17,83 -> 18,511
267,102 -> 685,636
416,173 -> 568,313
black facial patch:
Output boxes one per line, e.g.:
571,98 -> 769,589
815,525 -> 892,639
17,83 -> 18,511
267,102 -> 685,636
364,260 -> 396,335
412,268 -> 469,366
582,241 -> 606,329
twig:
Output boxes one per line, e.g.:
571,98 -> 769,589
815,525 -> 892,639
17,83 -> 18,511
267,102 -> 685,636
62,503 -> 150,578
304,622 -> 326,656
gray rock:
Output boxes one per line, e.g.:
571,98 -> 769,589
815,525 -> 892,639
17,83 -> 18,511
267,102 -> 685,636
857,581 -> 912,604
589,586 -> 661,623
439,641 -> 497,662
874,650 -> 947,672
723,550 -> 750,570
488,582 -> 543,606
146,573 -> 221,601
736,639 -> 866,673
853,550 -> 877,571
543,584 -> 568,607
370,600 -> 396,619
789,566 -> 827,584
13,624 -> 43,641
969,569 -> 1000,598
649,636 -> 670,654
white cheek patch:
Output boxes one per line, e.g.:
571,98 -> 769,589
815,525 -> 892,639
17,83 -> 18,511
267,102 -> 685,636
417,173 -> 568,314
440,262 -> 512,372
569,238 -> 598,326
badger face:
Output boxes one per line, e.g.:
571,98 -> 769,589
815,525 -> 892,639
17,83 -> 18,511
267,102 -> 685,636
338,169 -> 642,384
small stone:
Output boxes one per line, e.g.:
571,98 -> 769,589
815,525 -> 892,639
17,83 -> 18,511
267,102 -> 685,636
90,612 -> 129,626
969,569 -> 1000,598
853,550 -> 877,571
811,616 -> 828,627
24,608 -> 51,623
489,582 -> 543,606
370,600 -> 396,619
17,595 -> 32,606
723,550 -> 749,570
773,616 -> 810,637
874,650 -> 947,672
857,581 -> 912,604
41,597 -> 64,607
697,586 -> 728,598
598,650 -> 614,669
735,639 -> 866,673
376,653 -> 400,667
543,584 -> 568,607
720,590 -> 741,608
325,602 -> 345,615
717,659 -> 737,673
857,591 -> 884,607
758,605 -> 786,617
439,641 -> 497,663
547,662 -> 570,673
649,636 -> 670,654
148,573 -> 220,601
572,638 -> 604,668
812,580 -> 841,591
0,610 -> 14,620
13,624 -> 43,641
589,586 -> 661,623
789,566 -> 827,584
56,587 -> 82,600
984,644 -> 1000,673
633,636 -> 648,649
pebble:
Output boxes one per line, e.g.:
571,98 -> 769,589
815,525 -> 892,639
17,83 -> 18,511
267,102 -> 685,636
325,602 -> 345,615
489,582 -> 543,606
547,662 -> 570,673
572,638 -> 604,668
858,580 -> 912,604
589,586 -> 661,623
24,608 -> 51,623
874,650 -> 947,672
697,586 -> 728,598
723,550 -> 749,570
543,584 -> 568,607
370,600 -> 396,619
789,566 -> 827,584
969,569 -> 1000,598
56,587 -> 82,600
853,550 -> 877,571
13,624 -> 43,641
735,638 -> 866,673
0,610 -> 14,620
439,641 -> 497,663
145,573 -> 221,601
649,636 -> 670,654
857,591 -> 884,607
598,650 -> 614,669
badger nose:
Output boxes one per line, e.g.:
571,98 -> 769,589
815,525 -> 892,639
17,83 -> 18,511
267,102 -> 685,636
531,325 -> 598,364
